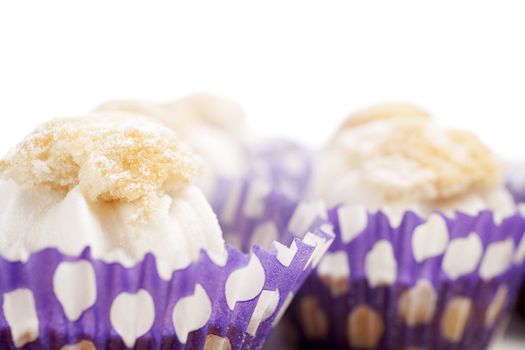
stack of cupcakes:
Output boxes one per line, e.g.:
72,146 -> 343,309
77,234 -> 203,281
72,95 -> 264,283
286,103 -> 525,349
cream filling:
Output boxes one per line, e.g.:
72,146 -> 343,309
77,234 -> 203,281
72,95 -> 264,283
0,179 -> 227,280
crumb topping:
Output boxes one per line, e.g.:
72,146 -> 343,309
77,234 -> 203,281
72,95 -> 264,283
332,103 -> 504,201
0,113 -> 203,207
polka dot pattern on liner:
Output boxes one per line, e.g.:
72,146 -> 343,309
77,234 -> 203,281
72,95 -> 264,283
0,176 -> 334,349
287,206 -> 525,350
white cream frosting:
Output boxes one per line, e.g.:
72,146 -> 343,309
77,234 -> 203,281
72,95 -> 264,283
0,114 -> 227,279
310,103 -> 516,221
0,179 -> 226,280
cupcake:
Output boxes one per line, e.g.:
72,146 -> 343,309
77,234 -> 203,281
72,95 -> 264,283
0,114 -> 333,349
96,94 -> 249,189
286,103 -> 525,349
96,94 -> 313,200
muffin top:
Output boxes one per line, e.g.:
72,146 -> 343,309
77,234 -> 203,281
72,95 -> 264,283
330,103 -> 504,203
97,93 -> 245,133
0,114 -> 226,274
0,113 -> 203,210
96,94 -> 249,182
162,93 -> 245,131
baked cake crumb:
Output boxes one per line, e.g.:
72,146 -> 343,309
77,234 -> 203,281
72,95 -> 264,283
0,113 -> 203,207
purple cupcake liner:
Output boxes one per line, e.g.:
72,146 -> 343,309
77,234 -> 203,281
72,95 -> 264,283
246,139 -> 312,201
506,161 -> 525,317
0,177 -> 334,349
286,206 -> 525,350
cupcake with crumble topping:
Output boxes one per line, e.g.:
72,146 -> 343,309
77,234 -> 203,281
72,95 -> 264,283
96,94 -> 313,201
286,103 -> 525,350
96,94 -> 250,195
0,113 -> 333,349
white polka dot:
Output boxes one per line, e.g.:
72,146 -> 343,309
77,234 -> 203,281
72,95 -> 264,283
412,214 -> 449,262
172,284 -> 212,344
320,223 -> 335,237
110,289 -> 155,348
251,222 -> 279,250
441,297 -> 472,343
60,340 -> 96,350
480,239 -> 514,280
204,334 -> 232,350
273,240 -> 298,267
283,152 -> 307,176
347,304 -> 384,348
302,232 -> 333,269
317,251 -> 351,296
225,255 -> 265,310
443,233 -> 483,279
278,179 -> 300,199
53,261 -> 97,321
247,289 -> 280,336
287,201 -> 327,237
485,285 -> 508,328
220,180 -> 243,224
381,206 -> 406,228
365,240 -> 397,287
243,179 -> 271,218
2,288 -> 39,347
513,234 -> 525,265
207,247 -> 228,268
300,296 -> 328,339
317,251 -> 350,279
337,205 -> 368,243
398,280 -> 437,326
272,292 -> 294,326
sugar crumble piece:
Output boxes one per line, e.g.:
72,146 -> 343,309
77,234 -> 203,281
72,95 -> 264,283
0,113 -> 204,208
330,104 -> 505,201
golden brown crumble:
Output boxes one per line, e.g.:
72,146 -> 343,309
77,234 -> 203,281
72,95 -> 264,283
331,103 -> 504,201
0,113 -> 203,207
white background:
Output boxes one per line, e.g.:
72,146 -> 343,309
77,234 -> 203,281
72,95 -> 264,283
1,1 -> 525,159
1,1 -> 525,348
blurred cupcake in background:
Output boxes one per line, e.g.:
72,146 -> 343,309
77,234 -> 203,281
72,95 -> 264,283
309,102 -> 516,223
505,161 -> 525,316
96,94 -> 249,194
96,94 -> 313,201
0,114 -> 333,349
507,161 -> 525,205
286,103 -> 525,350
